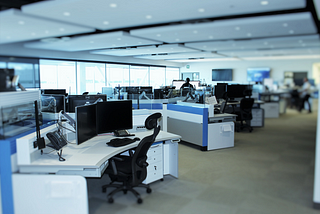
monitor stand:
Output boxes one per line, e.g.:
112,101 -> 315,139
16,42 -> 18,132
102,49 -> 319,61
114,130 -> 135,137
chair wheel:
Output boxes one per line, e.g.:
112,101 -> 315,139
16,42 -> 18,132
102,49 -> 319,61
108,198 -> 114,203
146,188 -> 152,193
123,190 -> 128,194
102,187 -> 106,193
137,198 -> 143,204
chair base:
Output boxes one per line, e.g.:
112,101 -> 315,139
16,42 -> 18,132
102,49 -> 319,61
235,121 -> 253,132
102,181 -> 152,204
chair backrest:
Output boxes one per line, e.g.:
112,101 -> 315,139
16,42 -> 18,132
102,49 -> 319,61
131,125 -> 161,185
239,98 -> 254,120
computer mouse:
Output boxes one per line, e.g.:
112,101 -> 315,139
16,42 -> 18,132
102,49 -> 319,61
134,137 -> 140,141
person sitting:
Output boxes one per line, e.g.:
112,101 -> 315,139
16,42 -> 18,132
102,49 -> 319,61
298,77 -> 312,113
180,78 -> 194,89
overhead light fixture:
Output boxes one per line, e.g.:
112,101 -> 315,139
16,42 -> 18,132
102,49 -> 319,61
63,12 -> 70,16
156,34 -> 161,37
247,33 -> 252,37
198,8 -> 205,12
261,1 -> 269,5
103,21 -> 109,25
18,21 -> 25,25
146,15 -> 152,19
59,28 -> 65,31
289,30 -> 294,34
208,36 -> 214,39
117,38 -> 121,40
235,27 -> 240,30
283,23 -> 288,27
193,30 -> 198,34
110,3 -> 117,8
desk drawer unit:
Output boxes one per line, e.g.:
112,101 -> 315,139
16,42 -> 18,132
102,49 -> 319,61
144,143 -> 163,184
251,108 -> 264,127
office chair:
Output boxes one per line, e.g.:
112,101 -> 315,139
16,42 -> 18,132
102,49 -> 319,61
235,98 -> 254,132
102,113 -> 162,204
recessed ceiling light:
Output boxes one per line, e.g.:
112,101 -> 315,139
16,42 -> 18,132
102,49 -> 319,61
45,30 -> 49,34
247,33 -> 252,37
193,30 -> 198,34
301,44 -> 306,47
235,27 -> 240,30
299,40 -> 303,43
203,45 -> 207,48
63,12 -> 70,16
110,3 -> 117,8
198,8 -> 205,12
103,21 -> 109,25
156,34 -> 161,37
6,36 -> 11,39
138,42 -> 142,44
175,39 -> 180,41
117,38 -> 121,40
31,32 -> 36,36
208,36 -> 214,39
261,1 -> 269,5
289,30 -> 294,34
283,23 -> 288,27
89,41 -> 94,43
59,28 -> 65,31
146,15 -> 152,19
18,21 -> 25,25
264,42 -> 268,45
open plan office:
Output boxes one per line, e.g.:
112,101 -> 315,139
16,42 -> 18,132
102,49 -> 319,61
1,0 -> 320,213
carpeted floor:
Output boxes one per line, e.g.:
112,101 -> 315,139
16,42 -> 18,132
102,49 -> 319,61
87,102 -> 318,214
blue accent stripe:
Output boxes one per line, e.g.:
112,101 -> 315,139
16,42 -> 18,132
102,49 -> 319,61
167,104 -> 204,115
132,103 -> 163,110
202,109 -> 208,147
0,140 -> 15,214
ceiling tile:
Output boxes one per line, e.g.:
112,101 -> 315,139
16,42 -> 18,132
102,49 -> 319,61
130,12 -> 317,43
21,0 -> 306,30
0,9 -> 95,44
24,31 -> 162,51
90,44 -> 198,56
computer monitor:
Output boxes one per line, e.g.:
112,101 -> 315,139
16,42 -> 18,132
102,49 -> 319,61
227,85 -> 252,100
42,89 -> 66,95
214,83 -> 227,100
75,104 -> 97,145
68,94 -> 107,113
96,100 -> 133,135
41,94 -> 65,113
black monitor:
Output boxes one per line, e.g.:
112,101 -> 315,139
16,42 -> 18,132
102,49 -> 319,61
41,94 -> 65,113
139,86 -> 153,94
214,83 -> 227,100
96,100 -> 133,135
227,85 -> 252,100
42,89 -> 66,95
68,94 -> 106,113
75,104 -> 97,145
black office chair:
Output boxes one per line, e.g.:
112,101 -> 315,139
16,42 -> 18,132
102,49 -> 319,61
235,98 -> 254,132
102,113 -> 162,204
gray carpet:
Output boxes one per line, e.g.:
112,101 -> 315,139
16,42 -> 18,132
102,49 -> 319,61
87,104 -> 318,214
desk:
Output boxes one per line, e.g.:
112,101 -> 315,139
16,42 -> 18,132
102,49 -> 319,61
17,126 -> 180,181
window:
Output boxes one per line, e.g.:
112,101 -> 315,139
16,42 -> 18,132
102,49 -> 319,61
40,60 -> 76,94
77,62 -> 106,94
107,64 -> 129,87
150,66 -> 165,89
165,67 -> 180,86
130,66 -> 149,86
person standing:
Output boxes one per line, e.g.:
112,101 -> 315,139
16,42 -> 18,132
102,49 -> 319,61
299,77 -> 312,113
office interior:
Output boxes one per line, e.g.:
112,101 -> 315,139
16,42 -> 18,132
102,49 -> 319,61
1,0 -> 320,213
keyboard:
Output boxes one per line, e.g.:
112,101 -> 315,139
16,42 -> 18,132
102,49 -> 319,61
106,138 -> 139,147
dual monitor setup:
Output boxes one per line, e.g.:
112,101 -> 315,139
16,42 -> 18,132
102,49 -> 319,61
214,83 -> 253,102
76,100 -> 133,145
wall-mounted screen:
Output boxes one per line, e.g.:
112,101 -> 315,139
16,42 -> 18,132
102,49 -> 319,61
212,69 -> 233,81
247,68 -> 270,82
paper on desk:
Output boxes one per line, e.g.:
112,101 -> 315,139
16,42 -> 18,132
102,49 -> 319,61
206,96 -> 217,105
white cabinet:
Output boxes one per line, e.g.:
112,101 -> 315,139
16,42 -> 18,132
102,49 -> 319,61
144,143 -> 163,184
207,122 -> 234,150
251,108 -> 264,127
261,102 -> 279,118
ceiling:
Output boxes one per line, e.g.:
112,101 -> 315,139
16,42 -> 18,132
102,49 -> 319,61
0,0 -> 320,62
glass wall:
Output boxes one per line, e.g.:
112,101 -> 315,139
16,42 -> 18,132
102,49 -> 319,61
38,59 -> 180,95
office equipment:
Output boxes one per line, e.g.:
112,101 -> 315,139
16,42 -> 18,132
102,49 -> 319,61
96,100 -> 133,136
0,68 -> 16,92
106,137 -> 140,147
102,86 -> 114,99
102,113 -> 162,203
34,100 -> 46,150
247,67 -> 270,82
212,69 -> 233,81
46,131 -> 67,150
227,84 -> 252,101
214,83 -> 227,101
235,98 -> 254,132
41,94 -> 65,113
76,104 -> 97,145
41,89 -> 66,95
68,94 -> 106,113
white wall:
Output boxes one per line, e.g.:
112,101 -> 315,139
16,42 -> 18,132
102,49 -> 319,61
180,58 -> 320,86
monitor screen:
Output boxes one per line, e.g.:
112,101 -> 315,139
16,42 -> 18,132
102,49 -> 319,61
212,69 -> 233,81
96,100 -> 133,134
227,85 -> 252,99
76,104 -> 97,145
247,68 -> 270,82
68,94 -> 106,113
41,94 -> 65,113
42,89 -> 66,95
214,83 -> 227,100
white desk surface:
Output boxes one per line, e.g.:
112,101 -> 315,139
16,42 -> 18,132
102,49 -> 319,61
18,130 -> 181,176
